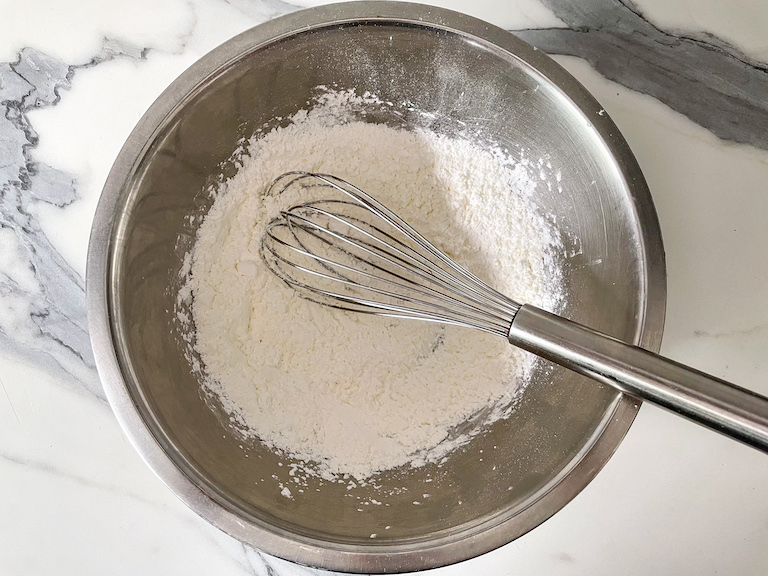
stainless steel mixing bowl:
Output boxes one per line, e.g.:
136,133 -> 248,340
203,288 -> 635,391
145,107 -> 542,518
87,2 -> 666,572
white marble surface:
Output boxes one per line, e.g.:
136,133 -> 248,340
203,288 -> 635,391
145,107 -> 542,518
2,0 -> 767,574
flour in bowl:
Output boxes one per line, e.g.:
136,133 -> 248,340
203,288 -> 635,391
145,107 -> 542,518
182,90 -> 564,481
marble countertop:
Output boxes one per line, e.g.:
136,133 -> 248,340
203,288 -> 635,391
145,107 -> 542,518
2,0 -> 767,574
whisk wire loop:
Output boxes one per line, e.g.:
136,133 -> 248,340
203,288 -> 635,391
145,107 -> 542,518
260,172 -> 521,337
281,204 -> 516,321
265,214 -> 511,334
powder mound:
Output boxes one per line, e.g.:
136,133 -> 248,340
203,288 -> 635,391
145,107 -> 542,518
184,89 -> 564,481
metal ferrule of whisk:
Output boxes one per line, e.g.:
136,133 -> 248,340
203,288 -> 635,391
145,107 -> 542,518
261,171 -> 768,454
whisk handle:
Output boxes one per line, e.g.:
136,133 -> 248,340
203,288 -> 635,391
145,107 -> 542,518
507,305 -> 768,453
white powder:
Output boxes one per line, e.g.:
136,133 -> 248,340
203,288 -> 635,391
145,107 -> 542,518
183,90 -> 564,482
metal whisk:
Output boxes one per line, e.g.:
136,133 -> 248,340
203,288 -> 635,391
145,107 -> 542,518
261,171 -> 768,453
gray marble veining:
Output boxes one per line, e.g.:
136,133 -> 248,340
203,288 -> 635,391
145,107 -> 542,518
0,43 -> 151,400
0,450 -> 162,509
515,0 -> 768,150
241,546 -> 331,576
223,0 -> 299,20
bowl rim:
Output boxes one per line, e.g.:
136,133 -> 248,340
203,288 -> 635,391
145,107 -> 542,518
86,1 -> 667,572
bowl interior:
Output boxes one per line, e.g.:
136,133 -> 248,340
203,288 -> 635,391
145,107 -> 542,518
107,18 -> 659,565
